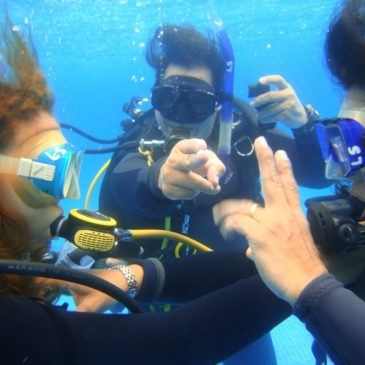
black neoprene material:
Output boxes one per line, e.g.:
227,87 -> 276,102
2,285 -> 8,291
294,273 -> 365,364
0,250 -> 290,365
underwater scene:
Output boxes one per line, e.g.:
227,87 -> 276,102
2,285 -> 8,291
7,0 -> 344,364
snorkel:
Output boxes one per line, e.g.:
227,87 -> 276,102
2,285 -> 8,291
208,6 -> 234,161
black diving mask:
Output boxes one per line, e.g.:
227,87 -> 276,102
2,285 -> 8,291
151,76 -> 219,124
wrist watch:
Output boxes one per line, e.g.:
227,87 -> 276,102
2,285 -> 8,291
293,104 -> 320,136
111,264 -> 138,298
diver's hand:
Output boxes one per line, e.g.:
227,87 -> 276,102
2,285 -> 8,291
250,75 -> 307,129
213,137 -> 327,306
65,265 -> 143,312
158,138 -> 225,200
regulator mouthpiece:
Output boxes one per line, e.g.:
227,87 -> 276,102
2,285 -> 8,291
51,209 -> 118,252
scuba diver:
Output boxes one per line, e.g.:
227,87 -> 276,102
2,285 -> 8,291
99,24 -> 330,259
98,23 -> 331,365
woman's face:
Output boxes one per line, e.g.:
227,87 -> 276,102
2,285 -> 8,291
1,112 -> 65,246
155,64 -> 218,139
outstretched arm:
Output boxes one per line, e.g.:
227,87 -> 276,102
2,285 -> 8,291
15,273 -> 289,365
103,138 -> 225,220
61,249 -> 258,312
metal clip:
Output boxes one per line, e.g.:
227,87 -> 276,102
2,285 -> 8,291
233,136 -> 254,157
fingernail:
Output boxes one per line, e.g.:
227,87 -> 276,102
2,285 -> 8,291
196,150 -> 208,159
276,150 -> 289,160
195,139 -> 207,151
255,136 -> 268,147
258,77 -> 266,84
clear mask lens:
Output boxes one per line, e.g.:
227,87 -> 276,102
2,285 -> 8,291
0,143 -> 83,200
34,144 -> 83,199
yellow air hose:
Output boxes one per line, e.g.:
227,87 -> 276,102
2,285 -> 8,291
127,229 -> 212,252
83,148 -> 212,253
84,159 -> 111,209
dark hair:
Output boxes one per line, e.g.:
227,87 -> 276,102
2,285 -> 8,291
146,24 -> 225,95
325,0 -> 365,89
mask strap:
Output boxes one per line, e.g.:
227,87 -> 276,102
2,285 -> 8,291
0,154 -> 55,181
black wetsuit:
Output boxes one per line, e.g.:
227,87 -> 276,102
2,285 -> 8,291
294,273 -> 365,365
99,111 -> 330,258
0,250 -> 291,365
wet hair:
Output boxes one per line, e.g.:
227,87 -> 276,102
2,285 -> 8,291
146,24 -> 225,95
0,14 -> 54,297
0,17 -> 54,150
325,0 -> 365,89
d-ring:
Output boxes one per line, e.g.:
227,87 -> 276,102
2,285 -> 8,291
249,203 -> 258,219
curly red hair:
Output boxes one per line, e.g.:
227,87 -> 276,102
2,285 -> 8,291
0,15 -> 56,297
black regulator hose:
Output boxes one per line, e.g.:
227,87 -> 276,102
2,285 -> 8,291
0,260 -> 144,313
232,97 -> 259,129
83,140 -> 139,155
60,123 -> 123,144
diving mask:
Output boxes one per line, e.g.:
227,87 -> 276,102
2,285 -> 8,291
316,118 -> 365,180
151,76 -> 219,124
0,143 -> 82,199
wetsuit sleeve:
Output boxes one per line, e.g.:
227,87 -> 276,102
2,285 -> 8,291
263,126 -> 329,188
7,278 -> 288,365
293,273 -> 365,364
108,151 -> 176,218
135,249 -> 257,302
63,277 -> 290,365
160,249 -> 258,301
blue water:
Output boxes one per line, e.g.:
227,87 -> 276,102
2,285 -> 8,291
10,1 -> 341,363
